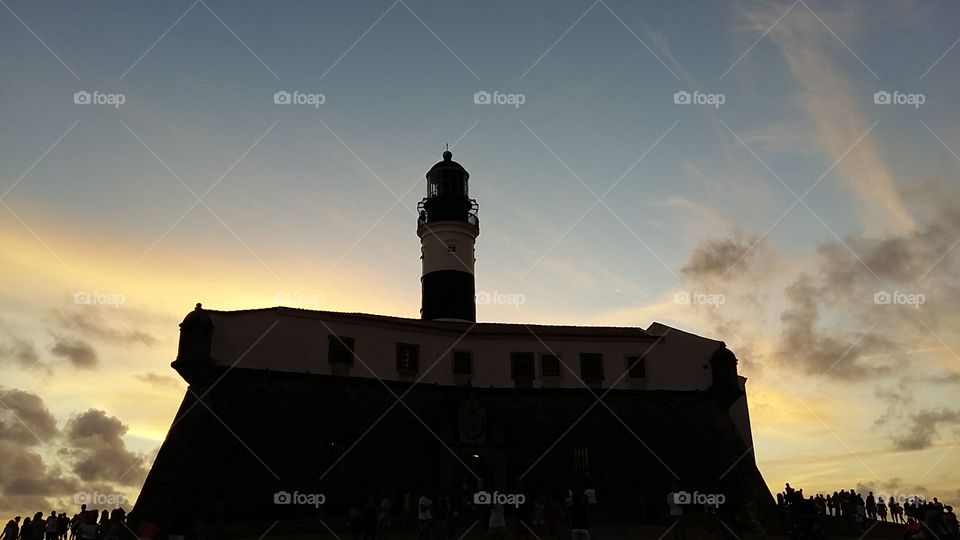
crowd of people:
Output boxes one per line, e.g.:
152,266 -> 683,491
1,506 -> 143,540
776,482 -> 959,539
343,486 -> 597,540
5,483 -> 954,540
1,485 -> 597,540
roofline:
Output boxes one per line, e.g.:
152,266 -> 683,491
199,306 -> 656,341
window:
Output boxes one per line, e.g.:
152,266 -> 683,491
511,352 -> 535,387
396,343 -> 419,373
541,354 -> 561,377
627,355 -> 646,378
572,447 -> 590,471
328,336 -> 356,364
580,353 -> 604,381
453,351 -> 472,375
447,244 -> 457,253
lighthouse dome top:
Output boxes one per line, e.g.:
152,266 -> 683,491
426,150 -> 469,181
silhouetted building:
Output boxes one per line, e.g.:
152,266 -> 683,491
133,151 -> 771,529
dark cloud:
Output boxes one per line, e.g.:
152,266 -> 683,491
874,377 -> 960,451
49,308 -> 158,347
51,338 -> 98,369
773,183 -> 960,379
902,372 -> 960,386
884,408 -> 960,451
1,304 -> 162,373
678,229 -> 777,374
0,389 -> 78,515
776,273 -> 893,379
0,334 -> 40,369
882,478 -> 902,490
681,230 -> 775,282
931,371 -> 960,385
0,388 -> 59,445
0,440 -> 80,515
679,182 -> 960,454
0,390 -> 149,516
62,409 -> 148,486
134,372 -> 182,388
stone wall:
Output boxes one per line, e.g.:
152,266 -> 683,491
133,365 -> 770,526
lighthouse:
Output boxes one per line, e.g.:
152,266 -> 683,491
417,149 -> 480,322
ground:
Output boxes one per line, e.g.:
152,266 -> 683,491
207,516 -> 909,539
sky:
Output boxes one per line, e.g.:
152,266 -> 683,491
2,0 -> 960,517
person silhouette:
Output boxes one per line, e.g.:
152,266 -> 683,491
1,517 -> 19,540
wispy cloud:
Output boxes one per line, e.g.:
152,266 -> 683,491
745,2 -> 915,233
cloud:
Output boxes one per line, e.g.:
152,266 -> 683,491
0,334 -> 40,369
742,120 -> 816,156
776,272 -> 892,379
0,388 -> 59,445
51,338 -> 98,369
772,181 -> 960,379
49,308 -> 158,347
62,410 -> 148,487
0,389 -> 78,515
0,440 -> 81,515
742,2 -> 914,234
874,374 -> 960,451
881,408 -> 960,451
673,228 -> 779,375
0,390 -> 150,515
681,229 -> 775,282
0,304 -> 163,373
675,189 -> 960,383
673,176 -> 960,455
134,372 -> 182,388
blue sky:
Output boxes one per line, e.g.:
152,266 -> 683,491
2,0 -> 960,516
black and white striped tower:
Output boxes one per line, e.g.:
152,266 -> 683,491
417,149 -> 480,322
